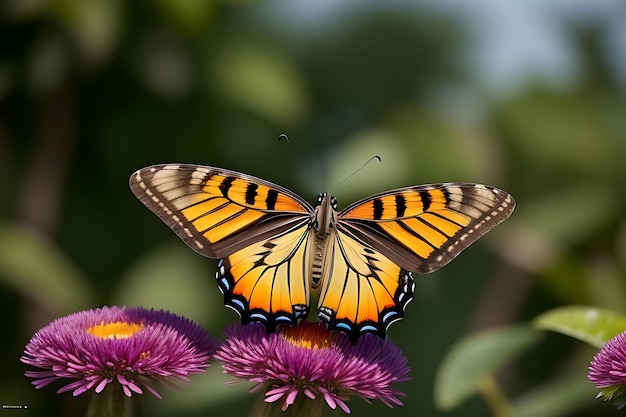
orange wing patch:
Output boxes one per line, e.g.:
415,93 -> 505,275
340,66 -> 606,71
216,224 -> 312,330
316,231 -> 415,342
341,188 -> 453,220
200,176 -> 306,212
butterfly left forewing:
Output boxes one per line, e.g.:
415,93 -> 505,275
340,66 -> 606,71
130,164 -> 313,259
338,183 -> 515,273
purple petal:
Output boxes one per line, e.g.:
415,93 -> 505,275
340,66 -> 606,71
285,388 -> 299,406
265,392 -> 286,403
95,378 -> 109,394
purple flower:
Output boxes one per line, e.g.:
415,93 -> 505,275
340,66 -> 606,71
214,321 -> 411,414
588,331 -> 626,401
21,306 -> 217,398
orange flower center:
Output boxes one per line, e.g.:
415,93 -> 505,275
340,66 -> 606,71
280,322 -> 336,349
87,321 -> 144,339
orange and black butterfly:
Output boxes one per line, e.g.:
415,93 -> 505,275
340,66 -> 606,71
130,164 -> 515,341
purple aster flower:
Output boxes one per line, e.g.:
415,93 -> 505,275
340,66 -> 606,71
21,306 -> 217,399
214,321 -> 411,414
588,331 -> 626,403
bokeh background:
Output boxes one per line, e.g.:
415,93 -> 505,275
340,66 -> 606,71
2,1 -> 625,416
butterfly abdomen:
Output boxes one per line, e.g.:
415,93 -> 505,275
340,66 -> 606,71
310,235 -> 325,288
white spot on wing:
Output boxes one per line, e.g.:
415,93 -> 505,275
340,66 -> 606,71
450,201 -> 482,218
192,168 -> 211,178
446,186 -> 463,202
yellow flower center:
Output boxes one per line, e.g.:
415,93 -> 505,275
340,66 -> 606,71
280,322 -> 336,349
87,321 -> 144,339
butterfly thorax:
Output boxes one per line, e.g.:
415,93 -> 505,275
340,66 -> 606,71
310,193 -> 338,288
313,193 -> 337,238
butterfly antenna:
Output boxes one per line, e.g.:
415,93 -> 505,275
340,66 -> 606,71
331,155 -> 382,191
278,133 -> 293,148
278,133 -> 328,191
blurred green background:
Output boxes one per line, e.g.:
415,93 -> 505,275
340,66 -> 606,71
2,1 -> 625,416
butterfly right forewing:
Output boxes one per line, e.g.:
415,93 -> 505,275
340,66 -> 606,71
338,183 -> 515,273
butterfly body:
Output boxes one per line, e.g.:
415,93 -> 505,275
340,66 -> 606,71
130,164 -> 515,341
309,193 -> 338,288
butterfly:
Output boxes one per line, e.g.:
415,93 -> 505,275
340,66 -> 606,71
130,164 -> 515,341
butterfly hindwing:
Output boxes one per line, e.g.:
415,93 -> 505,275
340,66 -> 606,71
215,220 -> 313,330
130,164 -> 313,259
338,183 -> 515,273
317,230 -> 415,341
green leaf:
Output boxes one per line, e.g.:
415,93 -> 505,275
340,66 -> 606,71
534,306 -> 626,348
0,221 -> 94,314
434,325 -> 542,411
